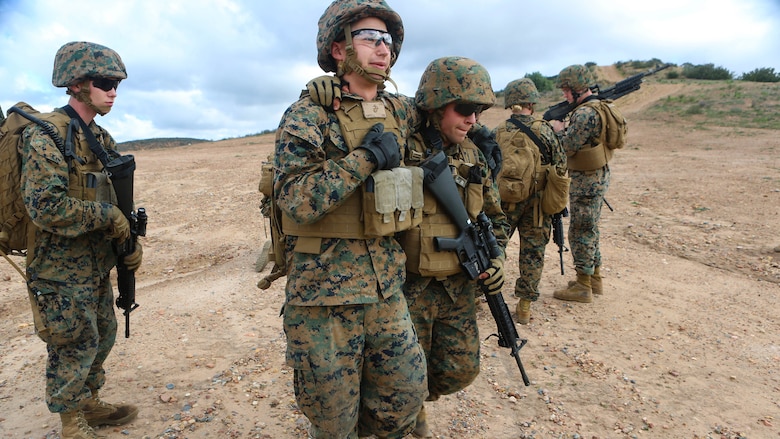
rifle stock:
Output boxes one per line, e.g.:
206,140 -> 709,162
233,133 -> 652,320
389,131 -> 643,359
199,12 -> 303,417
543,64 -> 671,122
419,151 -> 530,384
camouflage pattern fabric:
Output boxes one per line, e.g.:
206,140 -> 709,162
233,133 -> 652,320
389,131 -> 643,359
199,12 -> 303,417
275,90 -> 427,438
503,78 -> 540,107
20,111 -> 118,283
52,41 -> 127,87
498,114 -> 566,301
403,273 -> 480,399
556,64 -> 593,91
29,278 -> 117,412
20,109 -> 120,413
285,293 -> 426,439
558,104 -> 611,275
415,57 -> 495,111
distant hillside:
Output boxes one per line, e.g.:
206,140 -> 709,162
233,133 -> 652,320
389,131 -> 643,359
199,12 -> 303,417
118,137 -> 210,151
118,61 -> 779,150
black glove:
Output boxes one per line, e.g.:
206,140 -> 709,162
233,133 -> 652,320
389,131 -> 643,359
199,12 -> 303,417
468,124 -> 502,179
358,123 -> 400,170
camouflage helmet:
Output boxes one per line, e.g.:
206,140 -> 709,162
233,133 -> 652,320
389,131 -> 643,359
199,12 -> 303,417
317,0 -> 404,73
415,56 -> 495,111
52,41 -> 127,87
503,78 -> 540,108
555,64 -> 593,91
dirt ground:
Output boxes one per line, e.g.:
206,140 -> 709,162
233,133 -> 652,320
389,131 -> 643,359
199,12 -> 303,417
1,80 -> 778,439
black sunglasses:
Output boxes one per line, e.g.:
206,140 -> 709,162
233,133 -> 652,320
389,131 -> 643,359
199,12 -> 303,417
91,77 -> 121,92
453,102 -> 484,117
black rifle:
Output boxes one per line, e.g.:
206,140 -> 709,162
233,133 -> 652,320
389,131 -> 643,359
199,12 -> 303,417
419,151 -> 530,385
551,207 -> 569,275
543,64 -> 671,122
106,155 -> 147,338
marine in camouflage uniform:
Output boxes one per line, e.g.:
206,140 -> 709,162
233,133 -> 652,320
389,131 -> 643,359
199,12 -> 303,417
274,1 -> 427,438
550,64 -> 611,303
399,57 -> 509,438
493,78 -> 567,324
20,42 -> 141,438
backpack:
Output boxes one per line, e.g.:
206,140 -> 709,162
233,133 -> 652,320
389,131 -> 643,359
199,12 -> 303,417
0,102 -> 66,255
586,99 -> 628,150
495,119 -> 547,203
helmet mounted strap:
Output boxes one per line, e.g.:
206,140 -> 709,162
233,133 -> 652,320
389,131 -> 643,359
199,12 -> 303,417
339,23 -> 396,89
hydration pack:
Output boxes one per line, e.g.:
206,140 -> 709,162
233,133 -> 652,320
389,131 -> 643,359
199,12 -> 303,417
0,103 -> 67,255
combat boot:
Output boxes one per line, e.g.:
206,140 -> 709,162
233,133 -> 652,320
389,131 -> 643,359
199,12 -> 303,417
82,390 -> 138,427
567,266 -> 603,295
554,271 -> 593,303
515,299 -> 531,325
412,405 -> 433,438
591,266 -> 603,295
60,410 -> 101,439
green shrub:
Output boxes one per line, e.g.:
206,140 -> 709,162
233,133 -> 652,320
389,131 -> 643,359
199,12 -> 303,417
740,67 -> 780,83
683,63 -> 733,80
524,72 -> 555,92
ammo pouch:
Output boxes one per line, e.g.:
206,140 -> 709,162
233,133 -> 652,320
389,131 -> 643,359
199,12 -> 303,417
363,167 -> 424,237
541,165 -> 571,215
567,143 -> 613,172
68,167 -> 117,204
281,167 -> 423,243
400,212 -> 461,278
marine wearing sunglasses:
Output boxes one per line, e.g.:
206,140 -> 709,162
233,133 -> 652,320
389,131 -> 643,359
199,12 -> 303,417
90,77 -> 121,92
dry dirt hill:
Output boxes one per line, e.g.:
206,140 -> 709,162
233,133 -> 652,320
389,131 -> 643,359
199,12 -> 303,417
1,73 -> 778,439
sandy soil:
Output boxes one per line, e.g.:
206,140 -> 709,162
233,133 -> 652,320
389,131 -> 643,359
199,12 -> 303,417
1,80 -> 778,439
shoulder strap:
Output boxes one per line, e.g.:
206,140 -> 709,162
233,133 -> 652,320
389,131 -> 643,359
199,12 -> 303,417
505,118 -> 551,165
63,105 -> 111,166
421,119 -> 444,153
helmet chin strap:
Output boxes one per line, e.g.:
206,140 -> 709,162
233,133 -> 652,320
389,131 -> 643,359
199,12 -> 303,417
571,89 -> 582,104
68,84 -> 110,116
338,24 -> 398,92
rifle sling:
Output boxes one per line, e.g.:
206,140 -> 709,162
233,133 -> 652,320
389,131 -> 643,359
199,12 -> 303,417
505,118 -> 552,164
63,105 -> 111,166
421,120 -> 444,154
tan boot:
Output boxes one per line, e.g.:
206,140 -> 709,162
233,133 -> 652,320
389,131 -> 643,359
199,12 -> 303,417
82,390 -> 138,427
591,266 -> 603,295
567,267 -> 602,295
60,410 -> 100,439
554,272 -> 593,303
412,405 -> 433,438
515,299 -> 531,325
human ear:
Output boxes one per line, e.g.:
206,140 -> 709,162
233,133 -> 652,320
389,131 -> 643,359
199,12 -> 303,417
331,41 -> 346,63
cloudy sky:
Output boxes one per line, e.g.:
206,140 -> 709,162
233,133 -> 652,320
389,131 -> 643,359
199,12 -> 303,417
2,0 -> 779,143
